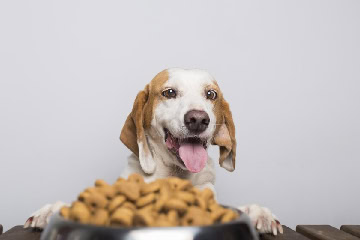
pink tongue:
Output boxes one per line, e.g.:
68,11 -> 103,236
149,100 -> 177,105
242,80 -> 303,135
179,143 -> 207,173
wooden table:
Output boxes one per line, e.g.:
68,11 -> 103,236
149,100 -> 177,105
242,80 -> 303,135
0,224 -> 359,240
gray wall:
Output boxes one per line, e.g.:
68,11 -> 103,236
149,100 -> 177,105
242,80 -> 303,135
1,0 -> 359,231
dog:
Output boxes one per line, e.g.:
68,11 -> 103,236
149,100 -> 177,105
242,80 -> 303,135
24,68 -> 283,235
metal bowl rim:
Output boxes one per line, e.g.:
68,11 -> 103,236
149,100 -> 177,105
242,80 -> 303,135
51,205 -> 246,231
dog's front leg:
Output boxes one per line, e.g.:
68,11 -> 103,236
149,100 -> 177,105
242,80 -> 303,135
238,204 -> 283,235
24,201 -> 68,229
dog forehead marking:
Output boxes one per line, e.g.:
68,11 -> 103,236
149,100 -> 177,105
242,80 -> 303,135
166,68 -> 217,91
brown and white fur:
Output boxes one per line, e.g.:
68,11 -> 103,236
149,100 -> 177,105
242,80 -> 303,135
24,68 -> 283,235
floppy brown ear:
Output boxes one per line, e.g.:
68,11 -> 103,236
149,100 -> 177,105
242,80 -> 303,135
120,85 -> 156,174
212,98 -> 236,172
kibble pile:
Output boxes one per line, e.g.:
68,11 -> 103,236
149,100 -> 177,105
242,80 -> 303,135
60,174 -> 238,227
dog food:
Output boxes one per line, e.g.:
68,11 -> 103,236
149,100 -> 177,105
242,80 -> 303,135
60,174 -> 238,227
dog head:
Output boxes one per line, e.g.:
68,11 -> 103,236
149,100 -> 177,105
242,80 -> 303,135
120,68 -> 236,174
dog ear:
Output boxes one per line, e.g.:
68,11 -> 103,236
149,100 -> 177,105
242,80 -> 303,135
212,98 -> 236,172
120,85 -> 156,174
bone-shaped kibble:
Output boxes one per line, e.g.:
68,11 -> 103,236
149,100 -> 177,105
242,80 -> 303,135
60,173 -> 238,227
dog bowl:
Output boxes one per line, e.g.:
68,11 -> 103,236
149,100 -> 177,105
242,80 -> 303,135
40,207 -> 259,240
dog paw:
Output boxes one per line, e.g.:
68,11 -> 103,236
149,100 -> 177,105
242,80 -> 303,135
239,204 -> 283,235
24,201 -> 67,229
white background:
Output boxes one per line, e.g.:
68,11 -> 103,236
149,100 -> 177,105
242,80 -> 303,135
1,0 -> 359,231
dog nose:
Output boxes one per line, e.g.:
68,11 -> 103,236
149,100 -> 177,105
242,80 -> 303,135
184,110 -> 210,134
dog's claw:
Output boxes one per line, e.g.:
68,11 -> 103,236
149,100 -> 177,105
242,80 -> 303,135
271,221 -> 277,235
277,221 -> 284,234
24,217 -> 33,228
256,219 -> 263,230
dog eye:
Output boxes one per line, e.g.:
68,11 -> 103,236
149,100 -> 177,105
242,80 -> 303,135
162,88 -> 177,99
206,90 -> 217,100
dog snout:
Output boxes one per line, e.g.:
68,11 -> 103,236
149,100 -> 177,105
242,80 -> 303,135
184,110 -> 210,134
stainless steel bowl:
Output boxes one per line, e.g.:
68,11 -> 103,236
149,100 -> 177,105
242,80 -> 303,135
41,207 -> 259,240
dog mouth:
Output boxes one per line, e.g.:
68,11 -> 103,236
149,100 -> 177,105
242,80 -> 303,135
164,128 -> 208,173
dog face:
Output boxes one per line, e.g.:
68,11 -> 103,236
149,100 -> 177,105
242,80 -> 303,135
120,68 -> 236,174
